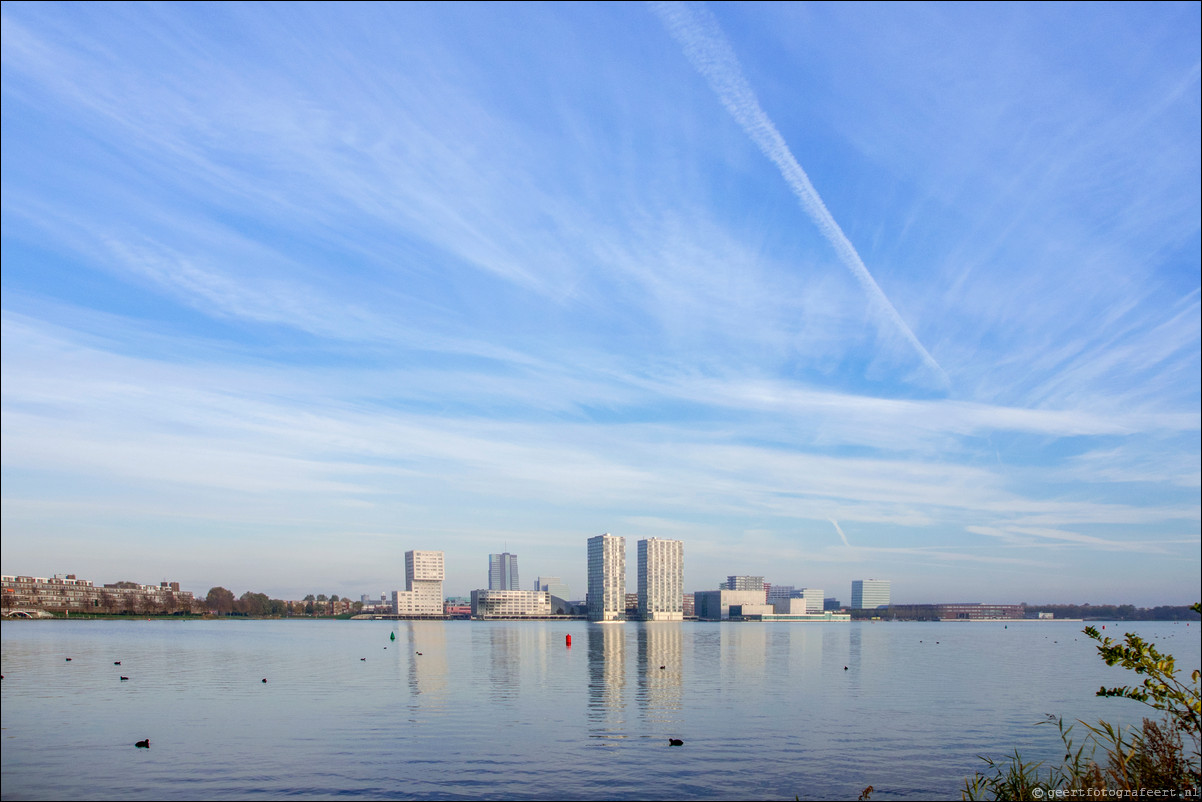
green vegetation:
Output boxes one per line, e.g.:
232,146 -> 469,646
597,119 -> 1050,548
962,603 -> 1201,800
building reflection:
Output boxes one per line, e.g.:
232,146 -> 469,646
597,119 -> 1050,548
486,625 -> 522,702
636,622 -> 682,723
586,624 -> 627,738
403,621 -> 447,705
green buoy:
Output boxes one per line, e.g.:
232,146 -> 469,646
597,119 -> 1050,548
390,632 -> 395,641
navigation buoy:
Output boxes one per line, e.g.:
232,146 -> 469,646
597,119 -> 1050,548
566,634 -> 572,647
390,632 -> 396,641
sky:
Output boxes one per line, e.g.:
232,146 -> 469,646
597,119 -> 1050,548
2,2 -> 1199,606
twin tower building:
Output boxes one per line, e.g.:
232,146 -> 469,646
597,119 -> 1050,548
588,533 -> 683,622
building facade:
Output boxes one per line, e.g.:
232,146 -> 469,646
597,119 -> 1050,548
851,579 -> 891,610
470,589 -> 551,618
488,552 -> 520,590
694,589 -> 772,621
637,538 -> 683,621
798,588 -> 824,614
2,574 -> 195,615
587,533 -> 625,622
723,575 -> 765,594
392,550 -> 444,617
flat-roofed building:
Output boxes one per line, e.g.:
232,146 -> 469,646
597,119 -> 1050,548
724,575 -> 765,593
488,553 -> 519,590
470,589 -> 551,618
587,533 -> 625,622
799,588 -> 824,614
851,579 -> 891,610
637,538 -> 683,621
393,550 -> 444,617
694,589 -> 770,621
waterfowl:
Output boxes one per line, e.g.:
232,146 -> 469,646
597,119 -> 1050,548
114,661 -> 121,665
261,678 -> 267,683
659,665 -> 666,670
135,739 -> 150,748
360,657 -> 366,661
65,658 -> 72,662
416,651 -> 423,656
668,738 -> 684,746
120,676 -> 129,681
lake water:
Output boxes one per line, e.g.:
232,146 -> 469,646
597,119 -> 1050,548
2,619 -> 1197,800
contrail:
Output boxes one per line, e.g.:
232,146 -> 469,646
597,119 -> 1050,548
650,1 -> 950,388
829,519 -> 852,548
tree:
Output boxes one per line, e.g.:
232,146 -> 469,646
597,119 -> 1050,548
206,586 -> 236,615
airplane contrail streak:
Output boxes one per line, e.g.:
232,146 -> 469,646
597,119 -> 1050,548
829,518 -> 852,548
651,1 -> 950,388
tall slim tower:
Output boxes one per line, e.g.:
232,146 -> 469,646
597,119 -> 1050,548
488,552 -> 519,590
638,538 -> 683,621
587,533 -> 625,622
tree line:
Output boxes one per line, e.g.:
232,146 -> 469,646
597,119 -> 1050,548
204,587 -> 365,617
1021,604 -> 1201,621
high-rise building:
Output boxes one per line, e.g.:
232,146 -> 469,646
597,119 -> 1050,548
392,550 -> 444,616
488,552 -> 519,590
851,579 -> 891,610
637,538 -> 683,621
587,533 -> 625,622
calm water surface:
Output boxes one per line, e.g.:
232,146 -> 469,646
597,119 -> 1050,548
2,619 -> 1198,800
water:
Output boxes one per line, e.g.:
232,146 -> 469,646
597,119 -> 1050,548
2,619 -> 1197,800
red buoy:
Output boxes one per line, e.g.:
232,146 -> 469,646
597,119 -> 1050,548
566,634 -> 572,647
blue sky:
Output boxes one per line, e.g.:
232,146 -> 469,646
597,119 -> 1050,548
2,2 -> 1198,605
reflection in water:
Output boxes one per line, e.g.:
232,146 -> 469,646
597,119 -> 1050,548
636,623 -> 682,723
586,624 -> 626,738
403,622 -> 447,716
487,625 -> 521,702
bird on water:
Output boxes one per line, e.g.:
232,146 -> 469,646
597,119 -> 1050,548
120,676 -> 129,681
668,738 -> 684,746
135,739 -> 150,748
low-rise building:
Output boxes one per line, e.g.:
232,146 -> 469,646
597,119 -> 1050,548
470,589 -> 551,618
2,574 -> 195,614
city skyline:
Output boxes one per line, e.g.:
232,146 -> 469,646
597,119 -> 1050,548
1,4 -> 1198,606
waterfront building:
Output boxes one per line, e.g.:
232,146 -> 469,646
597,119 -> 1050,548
587,533 -> 625,621
851,579 -> 891,610
937,603 -> 1025,620
488,552 -> 520,590
824,597 -> 841,611
534,576 -> 571,600
694,589 -> 772,620
1,574 -> 195,615
799,588 -> 824,614
470,589 -> 551,618
392,550 -> 444,617
723,576 -> 765,595
766,584 -> 795,604
624,592 -> 639,619
682,592 -> 695,618
637,538 -> 683,621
